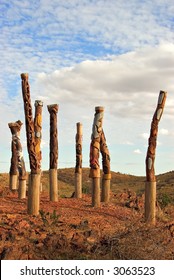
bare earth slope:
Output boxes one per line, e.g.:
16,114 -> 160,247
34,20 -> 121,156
0,169 -> 174,260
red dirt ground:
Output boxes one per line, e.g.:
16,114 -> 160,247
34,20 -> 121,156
0,189 -> 174,260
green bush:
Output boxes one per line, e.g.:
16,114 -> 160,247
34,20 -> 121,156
39,209 -> 60,226
158,193 -> 172,208
82,185 -> 89,194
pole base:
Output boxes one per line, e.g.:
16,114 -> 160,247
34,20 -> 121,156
49,169 -> 58,201
92,178 -> 100,207
75,172 -> 82,198
145,181 -> 156,224
101,179 -> 110,203
27,173 -> 41,215
9,174 -> 18,191
18,179 -> 26,199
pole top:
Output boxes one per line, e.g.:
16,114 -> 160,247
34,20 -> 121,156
21,73 -> 29,80
158,90 -> 167,105
95,106 -> 104,112
16,120 -> 23,126
8,120 -> 23,128
8,120 -> 23,133
35,100 -> 43,107
76,122 -> 83,133
76,122 -> 82,126
8,122 -> 18,128
47,104 -> 59,112
159,90 -> 167,94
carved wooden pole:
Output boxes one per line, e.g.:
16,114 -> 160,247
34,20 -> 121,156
34,100 -> 43,191
8,121 -> 27,198
145,90 -> 167,224
8,124 -> 18,192
47,104 -> 58,201
34,100 -> 43,170
100,130 -> 111,203
75,122 -> 83,198
21,73 -> 41,215
89,106 -> 104,207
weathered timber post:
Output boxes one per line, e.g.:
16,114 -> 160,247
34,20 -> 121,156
47,104 -> 58,201
34,100 -> 43,191
21,73 -> 41,215
145,90 -> 167,224
75,122 -> 83,198
8,121 -> 27,198
8,123 -> 18,192
100,130 -> 111,203
89,106 -> 104,207
34,100 -> 43,169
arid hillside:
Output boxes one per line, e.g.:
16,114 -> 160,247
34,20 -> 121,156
0,168 -> 174,260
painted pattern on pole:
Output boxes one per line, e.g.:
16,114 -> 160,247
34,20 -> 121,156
8,121 -> 27,180
89,107 -> 104,178
100,129 -> 111,179
75,123 -> 82,174
47,104 -> 59,169
9,124 -> 18,176
145,90 -> 167,182
21,73 -> 40,174
34,100 -> 43,170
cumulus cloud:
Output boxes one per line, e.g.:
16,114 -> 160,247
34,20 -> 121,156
133,149 -> 142,154
159,128 -> 169,135
32,43 -> 174,120
140,133 -> 149,140
122,141 -> 134,145
1,0 -> 174,86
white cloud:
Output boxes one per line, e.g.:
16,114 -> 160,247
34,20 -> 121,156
122,141 -> 134,145
41,139 -> 49,149
157,141 -> 162,146
134,149 -> 142,154
1,1 -> 174,82
159,128 -> 169,135
32,43 -> 174,121
140,133 -> 149,140
2,42 -> 174,174
1,1 -> 174,175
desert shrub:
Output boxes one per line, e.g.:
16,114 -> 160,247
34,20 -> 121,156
158,193 -> 172,208
39,209 -> 60,226
82,185 -> 89,194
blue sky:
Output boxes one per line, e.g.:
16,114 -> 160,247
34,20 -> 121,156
1,0 -> 174,175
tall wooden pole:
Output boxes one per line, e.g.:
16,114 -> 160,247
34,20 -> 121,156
75,122 -> 83,198
34,100 -> 43,191
89,106 -> 104,207
8,123 -> 18,192
21,73 -> 41,215
100,130 -> 111,203
145,90 -> 167,224
47,104 -> 58,201
34,100 -> 43,170
8,121 -> 27,198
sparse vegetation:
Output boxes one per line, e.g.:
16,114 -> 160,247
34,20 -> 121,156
158,193 -> 172,208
